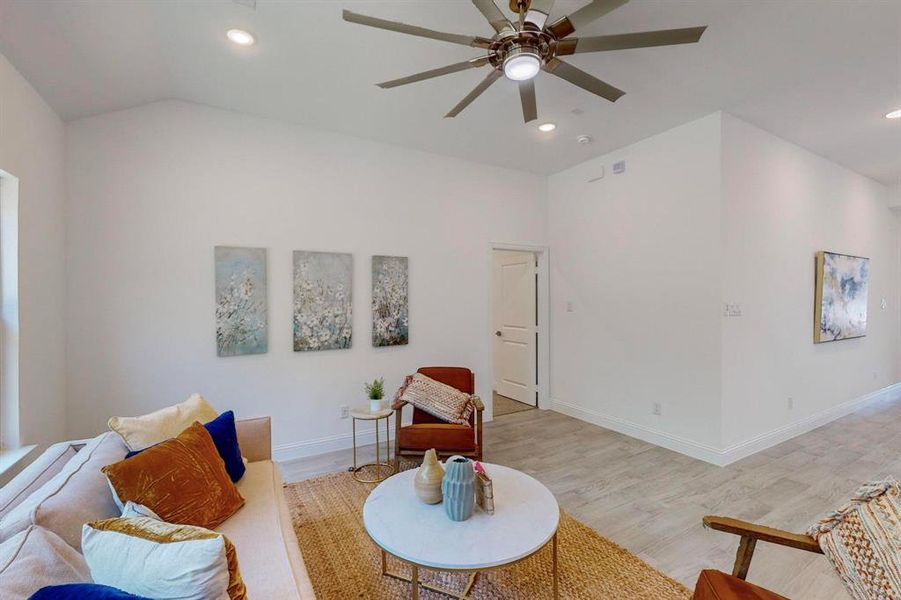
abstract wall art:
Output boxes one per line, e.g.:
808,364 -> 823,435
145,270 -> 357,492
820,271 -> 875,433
215,246 -> 268,357
293,251 -> 353,351
372,255 -> 409,347
814,251 -> 869,343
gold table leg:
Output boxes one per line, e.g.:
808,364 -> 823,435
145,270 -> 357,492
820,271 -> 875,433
553,531 -> 559,599
377,528 -> 557,599
385,415 -> 392,472
381,552 -> 478,599
352,415 -> 395,483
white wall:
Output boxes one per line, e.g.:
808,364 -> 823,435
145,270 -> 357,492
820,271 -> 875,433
64,100 -> 547,454
547,114 -> 725,454
548,111 -> 900,464
0,53 -> 67,446
889,184 -> 901,209
720,113 -> 901,450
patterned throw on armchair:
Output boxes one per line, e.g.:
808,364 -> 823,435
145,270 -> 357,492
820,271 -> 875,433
697,477 -> 901,600
392,367 -> 484,467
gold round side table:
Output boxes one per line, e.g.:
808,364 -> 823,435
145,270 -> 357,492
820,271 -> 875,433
350,406 -> 395,483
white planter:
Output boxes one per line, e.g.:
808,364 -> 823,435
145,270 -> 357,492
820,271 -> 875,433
370,399 -> 385,412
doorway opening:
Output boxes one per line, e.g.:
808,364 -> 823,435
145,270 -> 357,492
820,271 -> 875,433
490,244 -> 549,419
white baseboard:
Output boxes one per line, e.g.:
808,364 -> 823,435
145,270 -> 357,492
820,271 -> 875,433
718,382 -> 901,465
551,400 -> 725,464
552,382 -> 901,467
274,413 -> 492,463
273,424 -> 395,463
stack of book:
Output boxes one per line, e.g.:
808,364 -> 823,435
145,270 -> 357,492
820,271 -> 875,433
474,462 -> 495,515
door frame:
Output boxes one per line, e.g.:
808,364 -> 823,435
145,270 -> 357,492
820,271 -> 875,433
489,242 -> 550,413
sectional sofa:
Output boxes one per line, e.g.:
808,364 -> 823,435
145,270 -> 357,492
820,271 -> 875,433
0,416 -> 315,599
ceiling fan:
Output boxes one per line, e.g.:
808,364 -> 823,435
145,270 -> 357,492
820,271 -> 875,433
343,0 -> 706,123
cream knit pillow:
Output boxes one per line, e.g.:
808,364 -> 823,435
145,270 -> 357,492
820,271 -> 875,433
395,373 -> 475,425
108,393 -> 218,452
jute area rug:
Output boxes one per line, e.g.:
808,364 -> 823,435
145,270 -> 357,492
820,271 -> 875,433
283,466 -> 691,599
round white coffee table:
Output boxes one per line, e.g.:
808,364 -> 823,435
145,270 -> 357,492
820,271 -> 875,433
363,463 -> 559,599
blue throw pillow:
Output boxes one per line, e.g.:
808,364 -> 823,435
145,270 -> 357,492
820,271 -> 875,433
125,410 -> 245,482
29,583 -> 151,600
204,410 -> 246,482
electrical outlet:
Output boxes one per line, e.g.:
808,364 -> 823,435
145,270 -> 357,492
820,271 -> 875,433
787,397 -> 794,410
652,402 -> 662,416
340,405 -> 349,419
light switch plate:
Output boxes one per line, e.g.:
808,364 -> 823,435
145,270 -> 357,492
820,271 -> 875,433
723,303 -> 742,317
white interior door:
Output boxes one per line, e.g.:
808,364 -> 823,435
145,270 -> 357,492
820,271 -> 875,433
492,250 -> 536,405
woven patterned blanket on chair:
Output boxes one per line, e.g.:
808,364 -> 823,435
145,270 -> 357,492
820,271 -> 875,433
392,373 -> 475,426
808,477 -> 901,600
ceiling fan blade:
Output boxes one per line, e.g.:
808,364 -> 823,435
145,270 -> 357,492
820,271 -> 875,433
472,0 -> 515,34
343,10 -> 493,49
378,56 -> 492,89
519,79 -> 538,123
525,0 -> 556,29
544,58 -> 625,102
556,26 -> 707,55
546,0 -> 629,38
445,70 -> 503,118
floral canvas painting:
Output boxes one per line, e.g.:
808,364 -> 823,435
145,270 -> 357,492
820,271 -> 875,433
372,255 -> 408,347
293,251 -> 353,351
814,251 -> 869,343
215,246 -> 268,357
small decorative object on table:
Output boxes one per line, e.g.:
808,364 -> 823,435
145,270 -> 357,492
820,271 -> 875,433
365,377 -> 385,412
474,462 -> 495,515
414,448 -> 444,504
442,455 -> 475,521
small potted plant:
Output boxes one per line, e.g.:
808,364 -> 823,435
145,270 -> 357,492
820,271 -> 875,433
364,377 -> 385,412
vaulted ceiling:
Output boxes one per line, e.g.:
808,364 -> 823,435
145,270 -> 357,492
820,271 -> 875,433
0,0 -> 899,183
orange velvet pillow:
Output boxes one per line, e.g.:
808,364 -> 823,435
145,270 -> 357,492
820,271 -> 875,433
103,422 -> 244,529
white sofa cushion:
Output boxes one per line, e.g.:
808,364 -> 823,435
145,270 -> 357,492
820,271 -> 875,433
0,442 -> 77,520
108,393 -> 218,452
0,526 -> 91,600
218,460 -> 314,599
0,432 -> 128,550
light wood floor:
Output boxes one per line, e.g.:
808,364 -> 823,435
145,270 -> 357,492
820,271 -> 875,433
492,391 -> 536,417
281,396 -> 901,598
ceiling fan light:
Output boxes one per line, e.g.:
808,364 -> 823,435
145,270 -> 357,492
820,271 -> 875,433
226,29 -> 255,46
886,109 -> 901,120
503,53 -> 541,81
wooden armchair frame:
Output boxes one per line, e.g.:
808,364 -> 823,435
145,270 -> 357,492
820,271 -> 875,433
703,516 -> 823,580
392,397 -> 484,464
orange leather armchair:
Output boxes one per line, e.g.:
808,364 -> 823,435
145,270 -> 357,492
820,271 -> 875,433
393,367 -> 484,467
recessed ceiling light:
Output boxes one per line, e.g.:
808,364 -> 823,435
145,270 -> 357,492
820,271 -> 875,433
538,122 -> 556,132
577,135 -> 592,145
886,109 -> 901,120
227,29 -> 255,46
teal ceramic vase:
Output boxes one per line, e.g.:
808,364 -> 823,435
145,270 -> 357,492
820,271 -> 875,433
442,455 -> 475,521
